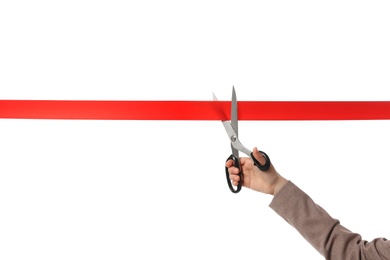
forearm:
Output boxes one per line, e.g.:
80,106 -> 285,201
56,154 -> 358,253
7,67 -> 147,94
269,181 -> 390,259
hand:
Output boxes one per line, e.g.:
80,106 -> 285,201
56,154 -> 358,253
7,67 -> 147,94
225,147 -> 288,195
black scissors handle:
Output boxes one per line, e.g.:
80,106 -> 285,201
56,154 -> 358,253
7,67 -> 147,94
225,151 -> 271,193
251,150 -> 271,172
225,155 -> 242,193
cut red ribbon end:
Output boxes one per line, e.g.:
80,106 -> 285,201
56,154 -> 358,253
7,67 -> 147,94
1,100 -> 390,120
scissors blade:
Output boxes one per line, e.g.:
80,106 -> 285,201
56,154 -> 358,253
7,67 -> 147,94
213,91 -> 251,157
213,92 -> 235,154
231,86 -> 238,137
212,92 -> 218,102
231,86 -> 239,157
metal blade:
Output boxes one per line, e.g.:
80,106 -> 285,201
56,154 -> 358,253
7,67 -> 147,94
212,92 -> 218,102
213,92 -> 237,156
213,92 -> 227,122
231,86 -> 238,140
222,120 -> 251,157
213,90 -> 249,157
231,87 -> 239,157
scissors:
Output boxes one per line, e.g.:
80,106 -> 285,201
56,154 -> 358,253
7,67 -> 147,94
213,87 -> 271,193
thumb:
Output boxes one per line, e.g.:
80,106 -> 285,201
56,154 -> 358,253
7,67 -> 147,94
253,147 -> 266,165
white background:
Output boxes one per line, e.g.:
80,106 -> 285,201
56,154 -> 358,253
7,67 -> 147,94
1,1 -> 390,259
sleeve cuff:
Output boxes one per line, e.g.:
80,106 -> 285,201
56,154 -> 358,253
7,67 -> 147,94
269,180 -> 302,215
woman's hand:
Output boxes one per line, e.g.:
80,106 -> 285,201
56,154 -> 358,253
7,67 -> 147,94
225,147 -> 288,195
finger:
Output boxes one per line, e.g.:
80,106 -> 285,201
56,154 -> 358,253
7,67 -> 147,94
229,174 -> 240,182
226,159 -> 240,174
228,166 -> 240,175
225,159 -> 234,168
253,147 -> 266,165
239,157 -> 251,166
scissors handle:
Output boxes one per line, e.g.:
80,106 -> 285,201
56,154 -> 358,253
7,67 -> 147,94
250,150 -> 271,172
225,155 -> 242,193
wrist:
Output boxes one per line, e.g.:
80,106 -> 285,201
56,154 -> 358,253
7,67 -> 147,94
272,176 -> 288,196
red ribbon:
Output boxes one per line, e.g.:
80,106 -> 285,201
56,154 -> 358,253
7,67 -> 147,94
1,100 -> 390,120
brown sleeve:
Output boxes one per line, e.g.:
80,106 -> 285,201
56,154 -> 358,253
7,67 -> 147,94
269,181 -> 390,260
